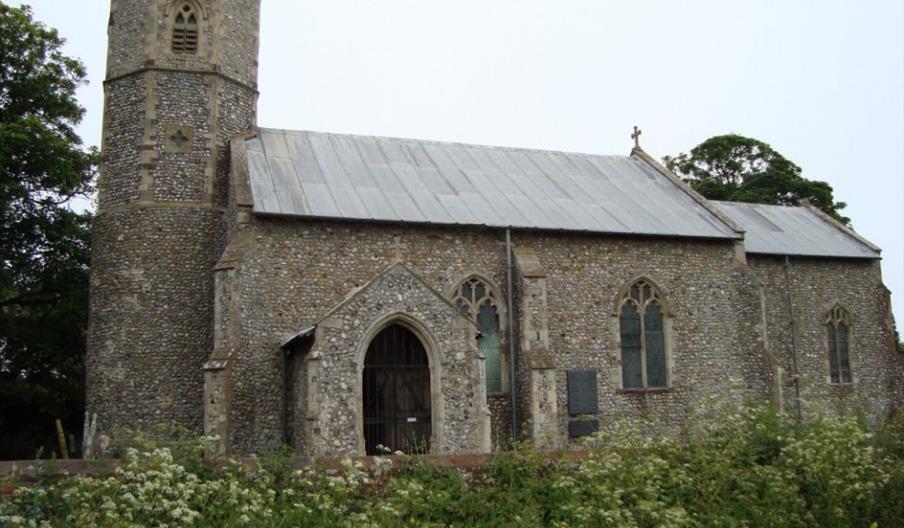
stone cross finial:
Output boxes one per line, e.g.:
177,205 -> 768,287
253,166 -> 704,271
631,126 -> 642,149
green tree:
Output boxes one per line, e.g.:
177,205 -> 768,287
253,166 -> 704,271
0,2 -> 97,459
664,134 -> 850,224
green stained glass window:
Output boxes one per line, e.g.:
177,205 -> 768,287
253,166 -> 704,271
478,302 -> 502,393
454,277 -> 505,393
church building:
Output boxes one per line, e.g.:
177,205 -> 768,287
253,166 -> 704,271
86,0 -> 904,456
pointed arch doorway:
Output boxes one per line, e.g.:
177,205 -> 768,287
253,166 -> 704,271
362,324 -> 432,455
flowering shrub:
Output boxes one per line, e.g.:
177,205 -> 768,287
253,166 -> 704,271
1,404 -> 901,527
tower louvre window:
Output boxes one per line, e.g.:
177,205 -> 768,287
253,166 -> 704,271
172,4 -> 199,54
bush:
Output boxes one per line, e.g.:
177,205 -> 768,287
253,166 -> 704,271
1,404 -> 900,527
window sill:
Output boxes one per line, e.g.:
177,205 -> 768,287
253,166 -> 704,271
828,381 -> 854,387
616,387 -> 675,395
487,391 -> 511,399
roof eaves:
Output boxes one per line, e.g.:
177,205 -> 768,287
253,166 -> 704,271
746,250 -> 880,261
248,209 -> 744,241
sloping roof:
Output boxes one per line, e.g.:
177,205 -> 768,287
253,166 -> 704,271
244,128 -> 739,239
713,201 -> 880,259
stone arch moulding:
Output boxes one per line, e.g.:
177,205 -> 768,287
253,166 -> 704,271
610,275 -> 673,317
821,301 -> 851,323
164,0 -> 206,20
353,312 -> 445,456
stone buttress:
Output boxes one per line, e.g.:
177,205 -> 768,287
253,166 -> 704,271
513,246 -> 559,448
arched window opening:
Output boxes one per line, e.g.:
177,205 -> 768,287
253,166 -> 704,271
172,3 -> 199,54
454,277 -> 503,393
618,279 -> 668,389
826,305 -> 851,384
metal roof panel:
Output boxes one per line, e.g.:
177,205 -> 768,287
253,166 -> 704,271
714,201 -> 879,259
245,129 -> 741,239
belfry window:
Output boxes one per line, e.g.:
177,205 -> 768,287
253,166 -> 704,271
618,279 -> 668,389
454,277 -> 503,393
172,4 -> 199,54
826,305 -> 852,384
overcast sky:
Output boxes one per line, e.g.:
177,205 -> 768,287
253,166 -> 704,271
21,0 -> 904,324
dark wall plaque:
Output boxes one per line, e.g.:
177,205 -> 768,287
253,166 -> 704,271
567,369 -> 598,415
568,418 -> 599,439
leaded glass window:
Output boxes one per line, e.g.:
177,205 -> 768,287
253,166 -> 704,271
826,305 -> 851,384
454,277 -> 503,393
619,302 -> 642,388
172,4 -> 199,54
618,279 -> 668,389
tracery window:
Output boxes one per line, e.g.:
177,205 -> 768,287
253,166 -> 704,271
454,277 -> 503,393
172,3 -> 199,54
618,279 -> 668,389
826,305 -> 851,384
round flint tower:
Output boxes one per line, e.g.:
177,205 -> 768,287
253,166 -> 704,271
87,0 -> 261,444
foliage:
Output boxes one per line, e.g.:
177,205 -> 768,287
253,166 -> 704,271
2,404 -> 901,527
0,2 -> 97,459
663,134 -> 850,224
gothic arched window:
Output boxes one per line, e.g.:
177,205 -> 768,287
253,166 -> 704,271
618,279 -> 668,389
826,305 -> 851,384
454,277 -> 503,393
172,3 -> 199,54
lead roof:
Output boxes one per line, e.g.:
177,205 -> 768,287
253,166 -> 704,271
243,128 -> 879,259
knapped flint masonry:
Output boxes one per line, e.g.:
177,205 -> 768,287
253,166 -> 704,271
86,0 -> 904,456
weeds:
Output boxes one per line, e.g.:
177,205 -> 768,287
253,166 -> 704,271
1,404 -> 901,527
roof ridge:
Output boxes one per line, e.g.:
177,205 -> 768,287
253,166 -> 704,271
255,127 -> 632,160
714,200 -> 809,211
